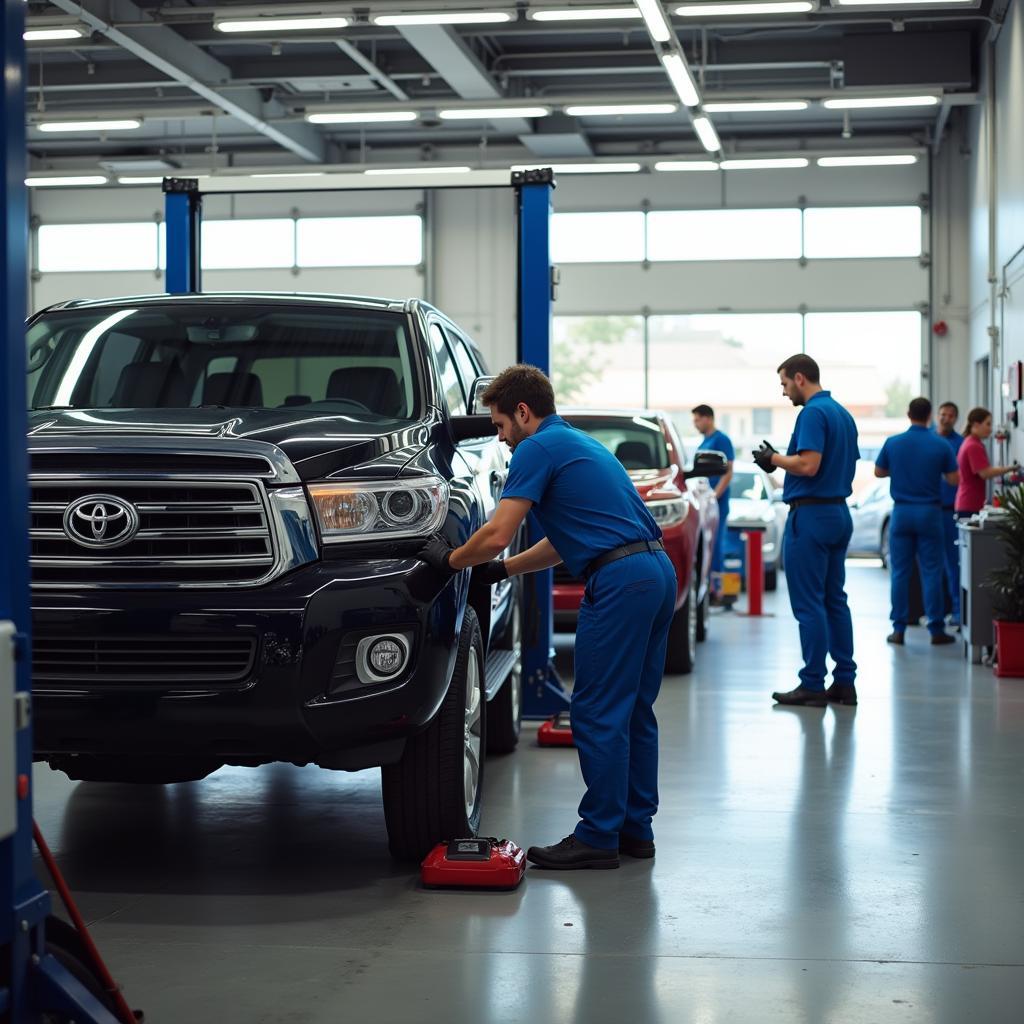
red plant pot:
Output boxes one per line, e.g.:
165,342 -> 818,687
994,620 -> 1024,678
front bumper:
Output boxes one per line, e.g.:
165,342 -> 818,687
31,559 -> 462,767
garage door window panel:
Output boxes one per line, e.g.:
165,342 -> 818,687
38,222 -> 158,273
551,212 -> 645,263
297,215 -> 423,267
803,206 -> 922,259
552,315 -> 644,409
647,209 -> 802,262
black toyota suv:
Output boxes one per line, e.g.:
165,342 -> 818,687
25,293 -> 524,860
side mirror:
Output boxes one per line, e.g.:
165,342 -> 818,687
468,376 -> 496,416
685,449 -> 727,480
450,414 -> 498,441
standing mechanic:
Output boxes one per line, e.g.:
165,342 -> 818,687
935,402 -> 965,624
752,355 -> 859,708
418,365 -> 677,870
692,404 -> 734,602
875,397 -> 959,646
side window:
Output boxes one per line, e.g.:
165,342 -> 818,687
447,329 -> 482,403
429,323 -> 466,415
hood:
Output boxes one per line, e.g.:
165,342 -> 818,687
27,407 -> 433,481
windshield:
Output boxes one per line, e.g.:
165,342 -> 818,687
27,303 -> 419,421
569,416 -> 669,470
729,471 -> 768,501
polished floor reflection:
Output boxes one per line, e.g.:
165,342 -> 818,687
32,564 -> 1024,1023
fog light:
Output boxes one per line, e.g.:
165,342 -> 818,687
355,632 -> 412,685
370,638 -> 404,676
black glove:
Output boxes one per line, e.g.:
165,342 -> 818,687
475,560 -> 509,585
752,439 -> 778,474
418,533 -> 457,579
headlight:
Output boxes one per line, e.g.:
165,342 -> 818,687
308,477 -> 448,543
647,496 -> 687,528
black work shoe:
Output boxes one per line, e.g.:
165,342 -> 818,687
930,632 -> 956,646
772,686 -> 828,707
618,834 -> 655,859
526,835 -> 620,870
826,682 -> 858,706
887,632 -> 905,645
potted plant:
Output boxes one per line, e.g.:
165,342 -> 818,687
987,484 -> 1024,678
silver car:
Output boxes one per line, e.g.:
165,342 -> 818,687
725,461 -> 787,591
847,476 -> 893,566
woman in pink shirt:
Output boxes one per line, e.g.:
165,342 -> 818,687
954,407 -> 1016,515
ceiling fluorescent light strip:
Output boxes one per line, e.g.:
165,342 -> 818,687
823,95 -> 940,109
816,155 -> 919,167
438,106 -> 550,120
661,52 -> 700,107
529,6 -> 643,20
703,100 -> 809,112
635,0 -> 673,41
719,157 -> 809,169
37,119 -> 141,133
676,2 -> 813,14
373,12 -> 514,26
26,176 -> 109,187
692,116 -> 721,153
655,160 -> 720,171
118,176 -> 166,184
215,16 -> 350,33
306,111 -> 418,124
24,27 -> 85,41
565,103 -> 678,116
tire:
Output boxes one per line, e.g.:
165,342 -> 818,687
382,607 -> 486,861
880,519 -> 891,569
765,566 -> 778,592
487,587 -> 523,755
42,916 -> 119,1022
695,585 -> 710,643
664,583 -> 697,675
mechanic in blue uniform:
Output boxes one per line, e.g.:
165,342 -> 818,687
876,397 -> 960,646
934,401 -> 965,624
692,404 -> 734,602
418,364 -> 677,870
753,354 -> 860,707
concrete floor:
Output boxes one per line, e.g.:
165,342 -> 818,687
31,562 -> 1024,1023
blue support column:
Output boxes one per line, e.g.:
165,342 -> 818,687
515,170 -> 570,718
163,177 -> 202,294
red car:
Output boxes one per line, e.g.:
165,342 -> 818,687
553,411 -> 724,674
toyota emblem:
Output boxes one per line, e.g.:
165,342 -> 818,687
63,494 -> 140,550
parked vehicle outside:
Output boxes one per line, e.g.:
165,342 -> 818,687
721,461 -> 788,592
551,410 -> 723,673
848,473 -> 893,566
26,292 -> 524,860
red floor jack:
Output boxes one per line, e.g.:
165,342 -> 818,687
421,838 -> 526,889
537,710 -> 575,747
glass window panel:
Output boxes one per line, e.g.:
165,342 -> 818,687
551,212 -> 645,263
647,209 -> 802,262
803,206 -> 922,258
804,311 -> 922,457
429,323 -> 466,415
647,314 -> 803,455
552,316 -> 645,409
565,415 -> 669,470
297,215 -> 423,267
38,222 -> 158,273
201,219 -> 295,269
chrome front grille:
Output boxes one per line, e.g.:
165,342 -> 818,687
32,633 -> 258,689
30,479 -> 277,587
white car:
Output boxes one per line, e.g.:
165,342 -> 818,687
848,476 -> 893,566
724,461 -> 788,591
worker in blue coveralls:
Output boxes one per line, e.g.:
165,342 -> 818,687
752,354 -> 860,707
418,364 -> 677,870
934,401 -> 965,625
876,397 -> 960,646
692,404 -> 734,603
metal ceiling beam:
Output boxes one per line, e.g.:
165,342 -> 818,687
45,0 -> 326,163
333,40 -> 408,101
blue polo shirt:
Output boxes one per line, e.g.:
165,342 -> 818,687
782,390 -> 860,502
698,428 -> 734,511
935,429 -> 964,507
877,424 -> 958,505
500,414 -> 660,578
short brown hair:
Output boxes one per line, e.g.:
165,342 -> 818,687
908,397 -> 932,422
481,364 -> 557,417
966,406 -> 991,430
777,353 -> 821,384
691,404 -> 714,418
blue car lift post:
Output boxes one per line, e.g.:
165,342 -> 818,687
160,166 -> 570,721
0,4 -> 121,1021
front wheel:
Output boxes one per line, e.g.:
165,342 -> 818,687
664,582 -> 697,675
382,607 -> 486,861
765,566 -> 778,592
695,584 -> 710,642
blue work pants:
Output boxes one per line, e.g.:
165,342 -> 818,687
941,509 -> 960,622
572,550 -> 677,850
890,503 -> 946,635
782,504 -> 856,692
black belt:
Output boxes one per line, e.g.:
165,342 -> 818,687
895,501 -> 940,507
787,497 -> 846,509
583,539 -> 665,582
